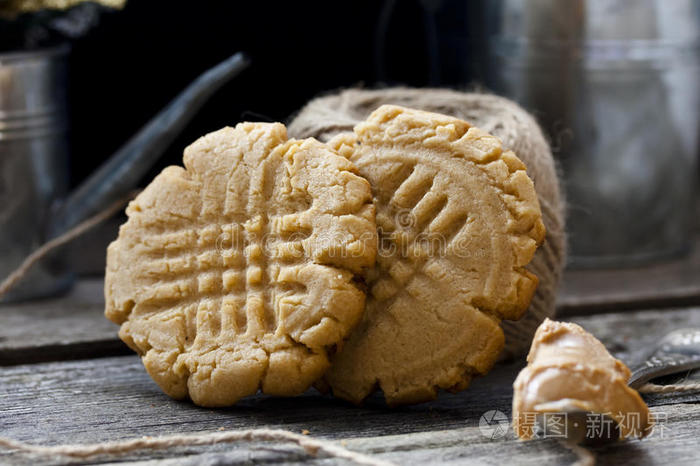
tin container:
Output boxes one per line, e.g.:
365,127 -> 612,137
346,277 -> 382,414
485,0 -> 700,267
0,46 -> 72,301
0,50 -> 250,302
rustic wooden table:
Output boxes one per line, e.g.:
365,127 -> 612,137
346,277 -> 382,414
2,243 -> 700,465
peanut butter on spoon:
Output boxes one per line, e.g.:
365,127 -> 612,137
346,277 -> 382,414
513,319 -> 652,441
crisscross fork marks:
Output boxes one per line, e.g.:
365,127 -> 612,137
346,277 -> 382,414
133,162 -> 315,342
106,123 -> 378,406
371,160 -> 472,309
223,152 -> 314,339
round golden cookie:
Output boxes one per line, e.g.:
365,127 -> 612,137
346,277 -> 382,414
325,105 -> 545,405
105,123 -> 377,407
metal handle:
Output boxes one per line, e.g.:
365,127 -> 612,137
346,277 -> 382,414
48,51 -> 250,239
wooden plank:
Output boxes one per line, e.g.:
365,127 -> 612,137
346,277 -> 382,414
0,355 -> 515,465
558,200 -> 700,315
0,279 -> 130,366
571,306 -> 700,361
1,307 -> 699,465
558,237 -> 700,315
2,355 -> 699,466
99,404 -> 700,466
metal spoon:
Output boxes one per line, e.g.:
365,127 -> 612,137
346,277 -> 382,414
627,328 -> 700,389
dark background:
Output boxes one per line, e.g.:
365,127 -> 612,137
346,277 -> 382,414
2,0 -> 488,190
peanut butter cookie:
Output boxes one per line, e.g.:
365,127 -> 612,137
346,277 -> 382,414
325,105 -> 545,405
105,123 -> 377,407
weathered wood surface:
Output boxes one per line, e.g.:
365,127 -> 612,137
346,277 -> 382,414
1,306 -> 699,465
558,237 -> 700,314
2,356 -> 700,465
0,280 -> 129,366
557,204 -> 700,314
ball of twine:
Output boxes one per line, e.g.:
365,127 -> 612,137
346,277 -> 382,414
288,87 -> 566,358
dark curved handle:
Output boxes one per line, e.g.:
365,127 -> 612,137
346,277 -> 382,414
49,51 -> 250,238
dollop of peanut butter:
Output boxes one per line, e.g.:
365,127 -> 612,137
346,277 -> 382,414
513,318 -> 652,440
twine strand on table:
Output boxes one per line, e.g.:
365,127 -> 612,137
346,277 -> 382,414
639,382 -> 700,394
0,428 -> 395,466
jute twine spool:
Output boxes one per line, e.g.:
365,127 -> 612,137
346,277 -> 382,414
288,87 -> 567,358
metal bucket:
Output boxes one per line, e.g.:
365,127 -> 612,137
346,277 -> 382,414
485,0 -> 700,267
0,50 -> 250,302
0,46 -> 72,301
